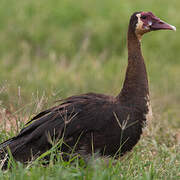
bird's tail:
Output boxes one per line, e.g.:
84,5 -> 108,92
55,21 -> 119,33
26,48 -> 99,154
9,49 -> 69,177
0,138 -> 15,170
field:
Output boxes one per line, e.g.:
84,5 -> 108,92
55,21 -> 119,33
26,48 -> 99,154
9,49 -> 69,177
0,0 -> 180,179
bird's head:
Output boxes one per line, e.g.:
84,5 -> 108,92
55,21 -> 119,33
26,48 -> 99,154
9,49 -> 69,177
129,11 -> 176,40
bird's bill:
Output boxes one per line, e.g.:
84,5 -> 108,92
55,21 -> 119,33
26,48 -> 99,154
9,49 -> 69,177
151,19 -> 176,31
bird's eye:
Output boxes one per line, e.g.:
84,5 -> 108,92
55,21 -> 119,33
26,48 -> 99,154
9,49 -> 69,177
141,15 -> 146,19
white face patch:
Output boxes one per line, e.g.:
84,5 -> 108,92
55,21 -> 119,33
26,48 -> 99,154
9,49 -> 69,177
136,13 -> 144,31
135,13 -> 150,40
135,13 -> 144,40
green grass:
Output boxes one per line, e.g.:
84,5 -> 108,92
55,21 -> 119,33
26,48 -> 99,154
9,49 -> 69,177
0,0 -> 180,179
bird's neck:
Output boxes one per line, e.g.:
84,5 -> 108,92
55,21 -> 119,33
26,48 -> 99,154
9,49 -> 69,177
117,27 -> 149,103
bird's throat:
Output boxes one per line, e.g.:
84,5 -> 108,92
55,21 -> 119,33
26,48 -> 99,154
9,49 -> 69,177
118,28 -> 149,103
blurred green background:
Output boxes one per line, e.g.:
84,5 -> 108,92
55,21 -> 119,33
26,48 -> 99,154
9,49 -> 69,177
0,0 -> 179,124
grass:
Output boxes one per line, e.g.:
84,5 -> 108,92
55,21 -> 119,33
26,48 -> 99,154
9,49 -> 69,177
0,0 -> 180,179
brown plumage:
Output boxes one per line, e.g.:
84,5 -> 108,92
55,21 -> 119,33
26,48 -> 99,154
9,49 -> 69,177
0,12 -> 176,169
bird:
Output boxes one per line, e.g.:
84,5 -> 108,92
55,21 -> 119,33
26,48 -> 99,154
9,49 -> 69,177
0,11 -> 176,170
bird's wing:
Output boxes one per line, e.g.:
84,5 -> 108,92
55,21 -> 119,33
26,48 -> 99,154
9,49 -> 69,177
1,93 -> 143,164
13,93 -> 115,146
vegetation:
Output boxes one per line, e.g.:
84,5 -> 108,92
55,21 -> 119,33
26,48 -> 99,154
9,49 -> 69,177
0,0 -> 180,179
